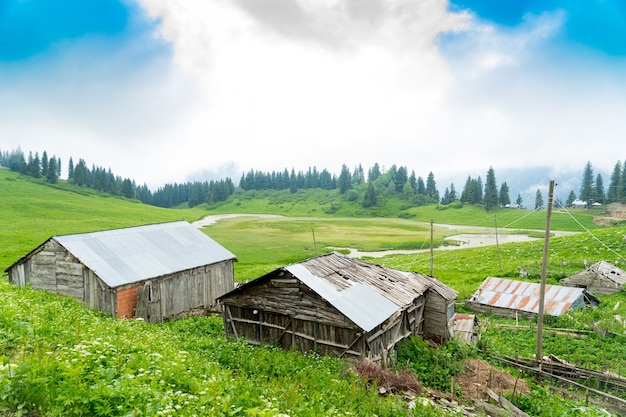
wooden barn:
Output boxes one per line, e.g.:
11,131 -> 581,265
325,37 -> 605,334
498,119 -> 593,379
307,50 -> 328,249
5,221 -> 236,323
560,261 -> 626,295
467,277 -> 600,319
217,252 -> 457,362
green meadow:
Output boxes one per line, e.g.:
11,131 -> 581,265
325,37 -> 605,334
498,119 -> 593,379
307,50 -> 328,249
2,167 -> 626,416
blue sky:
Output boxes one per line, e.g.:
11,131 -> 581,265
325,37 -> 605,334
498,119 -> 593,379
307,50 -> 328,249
1,0 -> 625,197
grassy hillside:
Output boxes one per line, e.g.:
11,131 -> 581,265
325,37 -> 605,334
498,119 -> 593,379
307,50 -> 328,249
1,283 -> 434,417
2,169 -> 626,416
0,169 -> 208,271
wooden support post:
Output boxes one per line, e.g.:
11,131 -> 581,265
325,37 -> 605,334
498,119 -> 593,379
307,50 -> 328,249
536,179 -> 555,369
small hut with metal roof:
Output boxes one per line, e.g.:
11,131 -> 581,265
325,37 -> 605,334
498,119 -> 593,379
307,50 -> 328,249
217,252 -> 457,362
5,221 -> 236,323
467,277 -> 600,319
560,261 -> 626,295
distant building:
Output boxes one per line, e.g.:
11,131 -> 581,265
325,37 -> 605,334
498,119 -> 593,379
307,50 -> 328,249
5,221 -> 236,322
467,277 -> 600,318
561,261 -> 626,295
218,252 -> 457,362
571,199 -> 587,208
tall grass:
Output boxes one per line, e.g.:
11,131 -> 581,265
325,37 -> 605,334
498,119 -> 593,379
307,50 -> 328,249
0,281 -> 440,417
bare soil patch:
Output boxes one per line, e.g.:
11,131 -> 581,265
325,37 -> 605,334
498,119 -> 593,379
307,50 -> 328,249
455,359 -> 529,401
594,203 -> 626,226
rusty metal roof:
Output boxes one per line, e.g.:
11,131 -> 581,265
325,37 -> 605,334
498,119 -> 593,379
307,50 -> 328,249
470,277 -> 596,316
54,221 -> 236,288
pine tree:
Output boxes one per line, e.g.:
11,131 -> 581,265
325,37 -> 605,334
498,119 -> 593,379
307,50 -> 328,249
416,176 -> 426,195
579,161 -> 594,208
68,157 -> 74,180
535,189 -> 544,209
483,167 -> 498,211
593,173 -> 605,205
474,176 -> 483,204
441,187 -> 451,205
41,151 -> 49,179
289,169 -> 297,194
362,181 -> 377,207
620,161 -> 626,203
426,172 -> 439,202
498,182 -> 511,207
337,164 -> 352,194
394,166 -> 408,192
460,176 -> 473,203
566,191 -> 576,207
46,157 -> 58,183
368,163 -> 381,182
607,161 -> 622,203
449,183 -> 457,202
408,171 -> 417,192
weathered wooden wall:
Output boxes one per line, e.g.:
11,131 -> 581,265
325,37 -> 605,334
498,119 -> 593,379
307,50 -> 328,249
423,290 -> 455,342
8,240 -> 86,301
136,259 -> 235,323
221,275 -> 430,362
84,269 -> 115,316
561,274 -> 621,295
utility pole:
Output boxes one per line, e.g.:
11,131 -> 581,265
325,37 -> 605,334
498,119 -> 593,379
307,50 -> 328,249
536,179 -> 555,369
494,215 -> 501,270
430,220 -> 434,276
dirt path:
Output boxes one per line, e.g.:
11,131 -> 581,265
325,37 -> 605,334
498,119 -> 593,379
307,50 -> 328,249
192,213 -> 284,227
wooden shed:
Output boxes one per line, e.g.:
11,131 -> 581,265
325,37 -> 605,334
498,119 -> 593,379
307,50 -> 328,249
5,221 -> 236,323
467,277 -> 600,319
560,261 -> 626,295
217,252 -> 457,362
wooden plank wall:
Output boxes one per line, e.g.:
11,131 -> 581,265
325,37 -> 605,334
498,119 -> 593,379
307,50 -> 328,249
222,278 -> 430,362
136,259 -> 234,323
13,240 -> 86,301
223,304 -> 366,358
423,290 -> 455,342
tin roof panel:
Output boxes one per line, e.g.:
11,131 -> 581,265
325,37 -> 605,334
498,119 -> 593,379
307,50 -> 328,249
471,277 -> 588,316
55,221 -> 236,288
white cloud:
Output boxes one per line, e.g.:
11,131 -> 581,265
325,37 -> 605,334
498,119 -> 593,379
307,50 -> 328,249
132,0 -> 473,178
3,1 -> 625,191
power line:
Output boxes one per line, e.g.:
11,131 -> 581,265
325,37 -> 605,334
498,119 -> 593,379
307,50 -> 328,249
554,200 -> 626,263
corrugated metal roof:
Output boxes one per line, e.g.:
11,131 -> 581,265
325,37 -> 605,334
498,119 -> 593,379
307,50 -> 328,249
453,313 -> 477,343
54,221 -> 236,288
284,252 -> 456,332
469,277 -> 590,316
286,263 -> 398,332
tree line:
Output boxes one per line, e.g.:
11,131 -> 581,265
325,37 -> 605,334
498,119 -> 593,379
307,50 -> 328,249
571,160 -> 626,207
3,146 -> 625,211
0,147 -> 236,208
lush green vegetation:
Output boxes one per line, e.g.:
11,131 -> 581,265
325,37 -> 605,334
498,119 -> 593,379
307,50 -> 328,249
1,284 -> 437,417
2,168 -> 626,416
